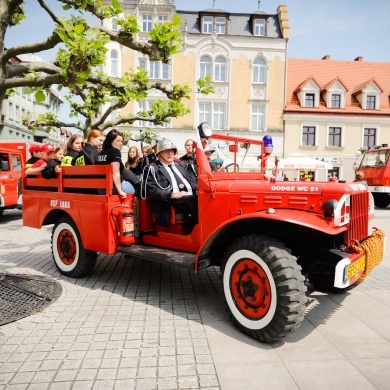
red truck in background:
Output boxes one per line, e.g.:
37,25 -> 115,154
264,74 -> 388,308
22,123 -> 385,343
357,145 -> 390,208
0,141 -> 41,215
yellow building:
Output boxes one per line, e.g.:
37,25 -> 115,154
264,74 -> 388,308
101,1 -> 290,162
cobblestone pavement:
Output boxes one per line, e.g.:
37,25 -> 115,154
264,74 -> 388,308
1,209 -> 390,390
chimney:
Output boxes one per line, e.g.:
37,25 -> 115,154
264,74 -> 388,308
354,56 -> 363,61
322,55 -> 330,60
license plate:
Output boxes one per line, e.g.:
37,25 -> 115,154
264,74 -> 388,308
344,256 -> 366,282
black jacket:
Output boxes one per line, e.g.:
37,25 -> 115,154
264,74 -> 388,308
42,159 -> 61,179
73,143 -> 99,165
145,160 -> 197,227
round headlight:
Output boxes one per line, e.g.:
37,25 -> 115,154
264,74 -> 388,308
323,199 -> 338,217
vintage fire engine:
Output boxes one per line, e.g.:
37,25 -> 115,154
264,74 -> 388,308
22,123 -> 385,343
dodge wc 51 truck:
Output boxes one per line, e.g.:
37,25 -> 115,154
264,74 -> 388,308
22,123 -> 384,342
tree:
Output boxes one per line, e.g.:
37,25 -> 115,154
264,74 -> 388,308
1,0 -> 213,137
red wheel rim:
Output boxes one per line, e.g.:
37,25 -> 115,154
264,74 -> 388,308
57,229 -> 77,265
230,258 -> 272,319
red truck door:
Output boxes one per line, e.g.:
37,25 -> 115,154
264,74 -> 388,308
0,150 -> 23,209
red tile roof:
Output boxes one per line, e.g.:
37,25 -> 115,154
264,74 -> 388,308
286,57 -> 390,115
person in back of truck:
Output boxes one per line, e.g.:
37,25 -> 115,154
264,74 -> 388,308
73,129 -> 104,166
353,171 -> 368,187
145,138 -> 198,227
41,147 -> 64,179
96,129 -> 135,198
25,144 -> 42,169
61,134 -> 84,166
25,144 -> 55,176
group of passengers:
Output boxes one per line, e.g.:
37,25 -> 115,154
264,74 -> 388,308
25,129 -> 206,226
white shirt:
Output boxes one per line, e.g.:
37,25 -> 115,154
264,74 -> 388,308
161,162 -> 193,195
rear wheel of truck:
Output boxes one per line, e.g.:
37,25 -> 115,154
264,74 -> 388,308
373,193 -> 390,208
52,216 -> 97,278
221,234 -> 307,343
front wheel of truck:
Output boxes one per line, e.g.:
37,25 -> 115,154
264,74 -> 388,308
221,234 -> 307,343
52,216 -> 97,278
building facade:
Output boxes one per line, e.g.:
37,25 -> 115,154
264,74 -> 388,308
284,56 -> 390,181
103,0 -> 290,165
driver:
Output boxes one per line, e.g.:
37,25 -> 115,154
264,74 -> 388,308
145,138 -> 198,227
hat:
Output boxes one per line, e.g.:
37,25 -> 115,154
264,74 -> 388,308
29,144 -> 42,153
41,144 -> 55,153
203,144 -> 216,154
212,158 -> 223,164
156,138 -> 177,155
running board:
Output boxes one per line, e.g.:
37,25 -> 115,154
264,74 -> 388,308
117,245 -> 196,270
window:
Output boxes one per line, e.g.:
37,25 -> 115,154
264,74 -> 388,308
8,102 -> 13,120
331,94 -> 341,108
200,56 -> 212,79
202,16 -> 213,33
199,102 -> 226,130
302,126 -> 316,146
139,59 -> 169,80
158,15 -> 167,23
110,50 -> 118,77
142,14 -> 152,32
252,58 -> 266,83
138,100 -> 170,128
15,106 -> 20,121
214,57 -> 226,82
11,155 -> 22,172
215,17 -> 226,34
254,19 -> 265,36
364,128 -> 376,147
305,94 -> 315,107
202,15 -> 226,34
366,95 -> 376,109
328,127 -> 342,147
251,105 -> 265,131
112,17 -> 118,31
213,103 -> 225,130
199,103 -> 211,124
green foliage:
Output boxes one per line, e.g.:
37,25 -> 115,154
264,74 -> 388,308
197,76 -> 215,95
148,14 -> 183,61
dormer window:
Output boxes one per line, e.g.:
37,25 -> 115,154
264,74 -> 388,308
305,94 -> 315,107
254,19 -> 265,36
201,13 -> 228,34
331,94 -> 341,108
366,95 -> 376,109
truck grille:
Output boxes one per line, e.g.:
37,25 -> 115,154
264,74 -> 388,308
346,192 -> 369,245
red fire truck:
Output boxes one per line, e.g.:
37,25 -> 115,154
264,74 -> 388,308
0,141 -> 39,215
356,145 -> 390,208
22,123 -> 384,342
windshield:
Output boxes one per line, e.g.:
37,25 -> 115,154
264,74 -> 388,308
359,150 -> 389,168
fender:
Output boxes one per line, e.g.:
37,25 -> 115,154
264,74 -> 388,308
195,209 -> 346,269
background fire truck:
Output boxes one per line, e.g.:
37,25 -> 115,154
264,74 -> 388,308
22,124 -> 384,343
356,145 -> 390,208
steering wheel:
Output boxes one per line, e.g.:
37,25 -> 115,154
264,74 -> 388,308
224,163 -> 239,172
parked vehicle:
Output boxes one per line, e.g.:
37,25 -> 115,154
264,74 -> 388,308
22,123 -> 385,342
356,145 -> 390,207
0,141 -> 38,215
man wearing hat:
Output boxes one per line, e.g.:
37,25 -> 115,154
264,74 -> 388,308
145,138 -> 198,227
204,144 -> 218,172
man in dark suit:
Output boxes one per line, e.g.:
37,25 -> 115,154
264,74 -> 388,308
145,138 -> 198,227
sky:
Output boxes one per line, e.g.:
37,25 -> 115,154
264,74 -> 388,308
4,0 -> 390,123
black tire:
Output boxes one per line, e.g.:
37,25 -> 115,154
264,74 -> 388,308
221,234 -> 307,343
51,216 -> 97,277
373,193 -> 390,208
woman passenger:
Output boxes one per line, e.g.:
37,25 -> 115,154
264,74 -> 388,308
96,129 -> 135,198
61,134 -> 84,166
125,145 -> 142,175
